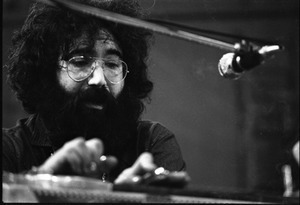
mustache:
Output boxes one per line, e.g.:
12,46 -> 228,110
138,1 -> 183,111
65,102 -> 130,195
56,86 -> 113,115
77,86 -> 111,105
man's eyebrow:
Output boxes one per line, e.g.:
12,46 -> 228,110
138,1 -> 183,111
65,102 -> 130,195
68,47 -> 94,57
105,48 -> 123,58
65,47 -> 122,59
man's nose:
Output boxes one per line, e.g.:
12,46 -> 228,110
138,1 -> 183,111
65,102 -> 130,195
87,62 -> 107,86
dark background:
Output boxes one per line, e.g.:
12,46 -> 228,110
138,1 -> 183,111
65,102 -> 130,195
2,0 -> 299,195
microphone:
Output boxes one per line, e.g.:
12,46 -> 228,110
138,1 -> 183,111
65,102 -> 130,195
218,42 -> 283,80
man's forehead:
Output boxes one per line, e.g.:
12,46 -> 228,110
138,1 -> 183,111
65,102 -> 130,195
68,29 -> 121,55
97,29 -> 115,41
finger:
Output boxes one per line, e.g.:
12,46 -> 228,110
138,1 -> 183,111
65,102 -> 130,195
84,139 -> 104,176
131,152 -> 157,175
40,137 -> 89,175
39,143 -> 83,174
115,175 -> 142,185
63,137 -> 91,173
114,152 -> 157,184
114,168 -> 135,184
65,148 -> 84,174
85,138 -> 104,162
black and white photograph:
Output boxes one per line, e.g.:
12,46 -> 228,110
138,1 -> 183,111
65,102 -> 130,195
2,0 -> 299,203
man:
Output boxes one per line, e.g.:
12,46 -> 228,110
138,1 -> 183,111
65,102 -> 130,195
2,0 -> 187,184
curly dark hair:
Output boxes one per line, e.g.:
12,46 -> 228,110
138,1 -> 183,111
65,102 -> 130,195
7,0 -> 154,120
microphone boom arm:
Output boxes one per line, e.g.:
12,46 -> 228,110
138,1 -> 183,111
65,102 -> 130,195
38,0 -> 236,52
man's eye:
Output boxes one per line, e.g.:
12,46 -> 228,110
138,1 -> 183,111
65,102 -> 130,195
104,61 -> 120,70
70,58 -> 91,67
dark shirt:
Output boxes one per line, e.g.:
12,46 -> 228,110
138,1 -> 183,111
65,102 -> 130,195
2,114 -> 186,181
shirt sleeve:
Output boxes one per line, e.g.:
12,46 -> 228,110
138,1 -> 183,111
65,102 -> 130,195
2,128 -> 22,173
148,123 -> 186,172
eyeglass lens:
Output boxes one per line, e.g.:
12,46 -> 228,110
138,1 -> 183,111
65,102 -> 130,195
67,57 -> 128,83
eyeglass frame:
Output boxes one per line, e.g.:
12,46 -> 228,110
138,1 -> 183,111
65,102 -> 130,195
59,56 -> 129,84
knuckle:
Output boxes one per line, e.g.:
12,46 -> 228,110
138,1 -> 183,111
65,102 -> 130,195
63,138 -> 86,153
86,138 -> 103,150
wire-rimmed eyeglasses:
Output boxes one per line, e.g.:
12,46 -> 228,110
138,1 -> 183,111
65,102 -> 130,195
60,56 -> 129,84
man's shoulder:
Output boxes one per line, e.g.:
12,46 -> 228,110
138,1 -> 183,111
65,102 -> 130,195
137,119 -> 159,128
2,117 -> 31,144
2,118 -> 33,163
137,120 -> 174,141
138,119 -> 173,132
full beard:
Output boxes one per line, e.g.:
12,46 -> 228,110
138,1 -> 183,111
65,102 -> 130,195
40,84 -> 131,153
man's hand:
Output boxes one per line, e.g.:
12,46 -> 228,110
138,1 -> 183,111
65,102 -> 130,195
37,137 -> 105,178
114,152 -> 157,184
114,152 -> 190,188
32,141 -> 190,188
